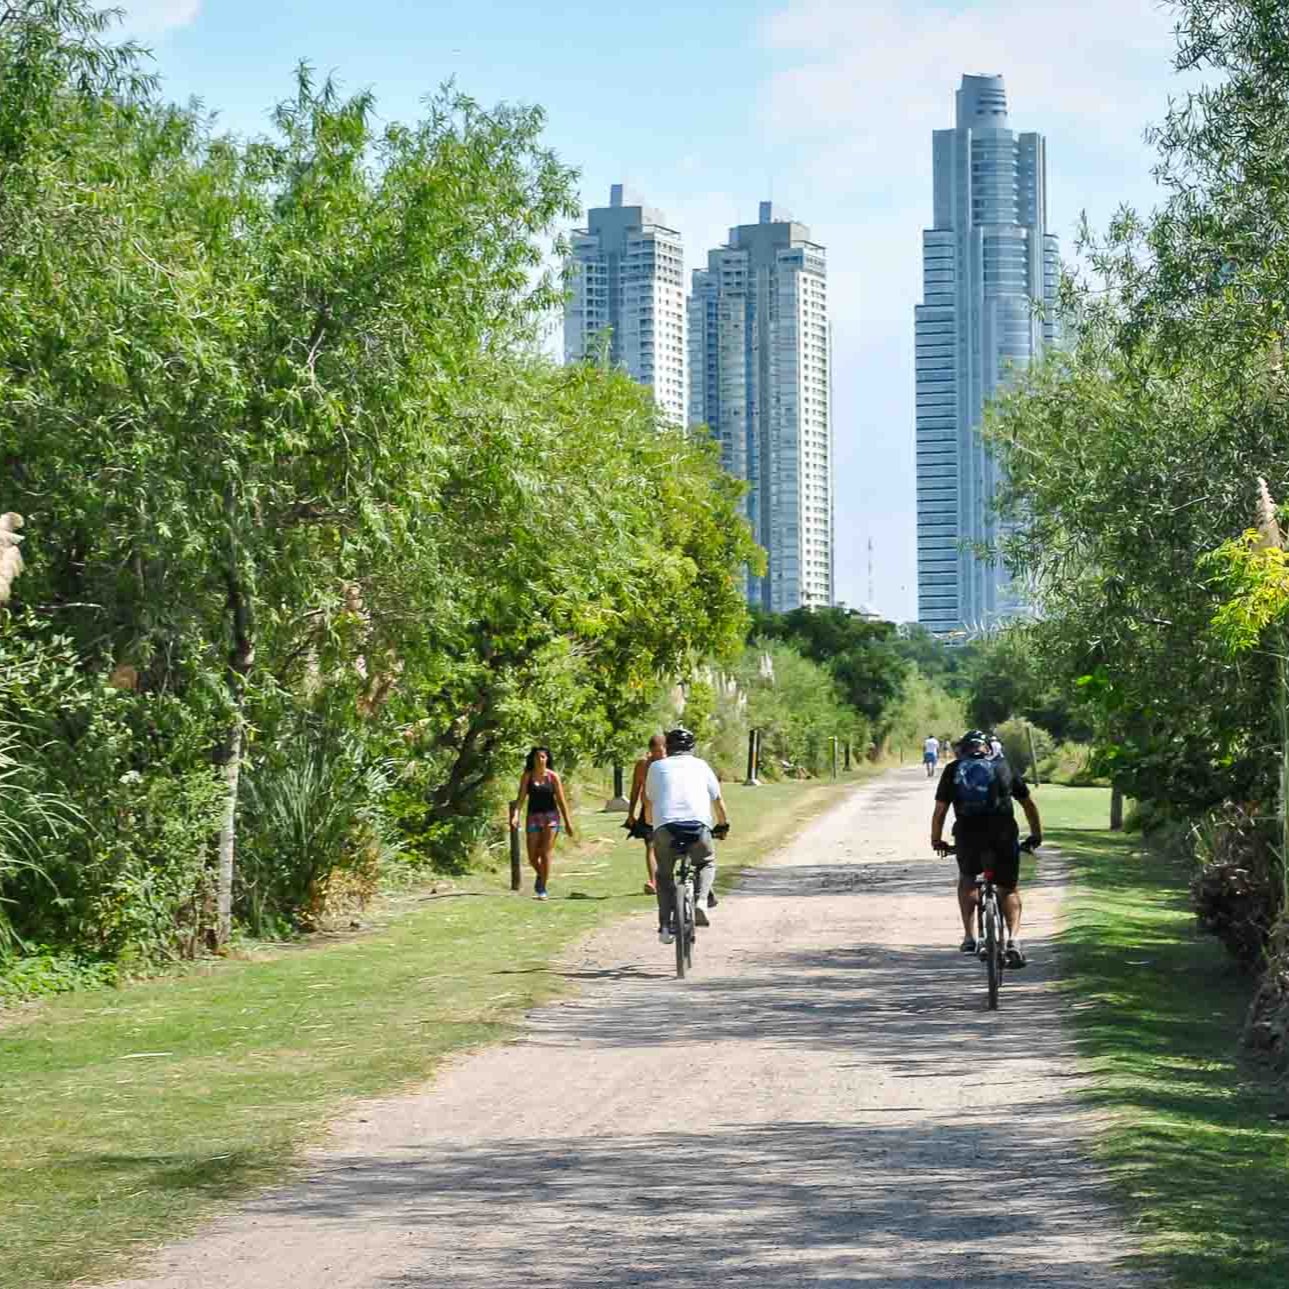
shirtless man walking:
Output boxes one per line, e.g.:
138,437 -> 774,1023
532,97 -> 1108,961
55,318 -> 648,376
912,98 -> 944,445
625,734 -> 666,894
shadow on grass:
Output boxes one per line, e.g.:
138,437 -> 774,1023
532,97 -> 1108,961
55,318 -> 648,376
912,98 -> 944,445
48,1146 -> 281,1203
1052,825 -> 1289,1289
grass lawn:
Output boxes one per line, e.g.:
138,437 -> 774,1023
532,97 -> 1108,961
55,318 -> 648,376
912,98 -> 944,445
0,770 -> 867,1289
1046,789 -> 1289,1287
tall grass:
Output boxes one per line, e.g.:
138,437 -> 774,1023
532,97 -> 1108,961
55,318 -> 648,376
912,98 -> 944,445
0,724 -> 82,952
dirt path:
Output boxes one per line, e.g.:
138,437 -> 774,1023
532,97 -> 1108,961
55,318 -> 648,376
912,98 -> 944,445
102,769 -> 1136,1288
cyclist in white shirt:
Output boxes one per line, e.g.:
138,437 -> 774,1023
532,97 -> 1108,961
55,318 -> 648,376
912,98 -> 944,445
923,734 -> 940,778
643,727 -> 729,945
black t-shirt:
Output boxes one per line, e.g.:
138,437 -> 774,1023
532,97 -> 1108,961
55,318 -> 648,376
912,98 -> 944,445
935,755 -> 1029,833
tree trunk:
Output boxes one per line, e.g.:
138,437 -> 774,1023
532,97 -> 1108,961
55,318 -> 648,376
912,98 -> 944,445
215,719 -> 242,948
214,509 -> 255,949
1110,785 -> 1124,831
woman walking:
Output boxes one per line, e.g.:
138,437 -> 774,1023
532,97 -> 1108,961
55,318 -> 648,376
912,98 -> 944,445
510,746 -> 575,900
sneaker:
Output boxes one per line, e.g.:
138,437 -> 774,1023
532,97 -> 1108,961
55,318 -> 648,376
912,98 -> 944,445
1006,941 -> 1028,969
707,892 -> 718,909
694,906 -> 710,928
959,936 -> 978,954
644,880 -> 657,895
535,888 -> 548,901
659,927 -> 674,945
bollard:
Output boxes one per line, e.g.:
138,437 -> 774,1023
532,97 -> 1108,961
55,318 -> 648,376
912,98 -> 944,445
603,762 -> 629,811
844,741 -> 851,772
830,737 -> 838,780
509,805 -> 522,891
744,728 -> 760,786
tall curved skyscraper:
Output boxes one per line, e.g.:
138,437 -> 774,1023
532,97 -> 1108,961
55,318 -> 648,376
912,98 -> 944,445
915,75 -> 1059,636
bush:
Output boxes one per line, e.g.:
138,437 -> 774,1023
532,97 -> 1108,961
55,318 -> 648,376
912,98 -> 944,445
1189,804 -> 1281,971
237,728 -> 398,934
994,717 -> 1054,780
0,623 -> 226,964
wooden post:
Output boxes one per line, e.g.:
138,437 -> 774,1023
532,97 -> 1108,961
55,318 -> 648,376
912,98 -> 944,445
509,805 -> 522,890
844,742 -> 851,772
603,762 -> 629,811
1110,785 -> 1124,831
744,728 -> 760,787
830,737 -> 838,780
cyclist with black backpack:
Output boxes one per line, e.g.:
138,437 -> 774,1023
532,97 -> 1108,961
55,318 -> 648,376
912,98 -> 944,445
930,729 -> 1042,967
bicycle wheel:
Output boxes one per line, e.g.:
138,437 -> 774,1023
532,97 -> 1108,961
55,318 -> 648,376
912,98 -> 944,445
674,880 -> 688,980
684,881 -> 694,969
985,896 -> 1000,1010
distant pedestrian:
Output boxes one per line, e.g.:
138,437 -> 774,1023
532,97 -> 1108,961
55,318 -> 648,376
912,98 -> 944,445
510,747 -> 575,900
923,734 -> 940,777
625,733 -> 667,894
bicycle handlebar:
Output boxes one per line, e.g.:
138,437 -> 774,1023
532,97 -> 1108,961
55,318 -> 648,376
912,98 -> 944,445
933,837 -> 1041,856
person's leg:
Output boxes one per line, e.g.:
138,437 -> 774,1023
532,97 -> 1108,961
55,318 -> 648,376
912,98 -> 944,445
643,838 -> 657,893
538,825 -> 557,890
1001,887 -> 1022,938
690,833 -> 715,923
525,827 -> 541,881
957,875 -> 978,938
653,830 -> 678,932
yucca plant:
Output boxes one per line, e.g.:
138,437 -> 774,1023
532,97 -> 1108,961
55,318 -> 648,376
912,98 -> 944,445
0,727 -> 82,953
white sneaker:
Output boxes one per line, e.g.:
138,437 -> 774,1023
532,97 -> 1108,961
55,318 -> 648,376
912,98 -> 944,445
659,927 -> 674,945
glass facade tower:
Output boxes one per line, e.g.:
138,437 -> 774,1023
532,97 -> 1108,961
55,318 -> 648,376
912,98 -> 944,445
915,75 -> 1059,635
563,184 -> 687,425
689,203 -> 833,612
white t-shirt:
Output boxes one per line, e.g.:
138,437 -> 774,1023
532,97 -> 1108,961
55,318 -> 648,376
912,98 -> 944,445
645,754 -> 722,827
923,737 -> 939,758
989,738 -> 1003,760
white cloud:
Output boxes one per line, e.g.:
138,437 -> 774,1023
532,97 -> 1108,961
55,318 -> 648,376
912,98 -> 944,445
106,1 -> 203,37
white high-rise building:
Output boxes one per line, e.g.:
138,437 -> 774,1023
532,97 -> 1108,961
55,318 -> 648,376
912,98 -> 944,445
689,202 -> 833,612
563,184 -> 686,424
915,75 -> 1060,635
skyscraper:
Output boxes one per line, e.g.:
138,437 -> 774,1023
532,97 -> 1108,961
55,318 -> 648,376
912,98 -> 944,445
689,202 -> 833,612
563,184 -> 687,424
915,74 -> 1059,635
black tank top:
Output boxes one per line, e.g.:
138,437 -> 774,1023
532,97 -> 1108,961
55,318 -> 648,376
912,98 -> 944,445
527,775 -> 556,813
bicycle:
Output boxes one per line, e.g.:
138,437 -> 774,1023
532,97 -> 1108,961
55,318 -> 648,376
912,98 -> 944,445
671,848 -> 697,979
939,838 -> 1038,1010
658,822 -> 726,980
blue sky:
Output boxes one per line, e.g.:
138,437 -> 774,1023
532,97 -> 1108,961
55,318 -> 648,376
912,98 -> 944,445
115,1 -> 1195,620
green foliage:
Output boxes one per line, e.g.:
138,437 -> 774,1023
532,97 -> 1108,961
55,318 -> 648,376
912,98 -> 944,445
993,717 -> 1054,780
238,730 -> 395,936
0,3 -> 762,975
984,2 -> 1289,817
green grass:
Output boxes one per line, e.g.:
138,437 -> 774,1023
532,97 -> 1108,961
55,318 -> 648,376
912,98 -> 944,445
1048,794 -> 1289,1288
0,772 -> 865,1289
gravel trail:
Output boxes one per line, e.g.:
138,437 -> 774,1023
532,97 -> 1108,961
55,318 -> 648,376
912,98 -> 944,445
102,768 -> 1136,1288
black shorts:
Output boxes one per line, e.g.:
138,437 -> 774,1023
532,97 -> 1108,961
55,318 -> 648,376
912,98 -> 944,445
954,820 -> 1021,889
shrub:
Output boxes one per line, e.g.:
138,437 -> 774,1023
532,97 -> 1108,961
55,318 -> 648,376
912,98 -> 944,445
994,717 -> 1054,780
237,729 -> 398,934
1189,804 -> 1281,971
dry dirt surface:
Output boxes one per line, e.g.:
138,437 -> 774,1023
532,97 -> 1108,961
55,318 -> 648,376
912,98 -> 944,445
102,768 -> 1139,1288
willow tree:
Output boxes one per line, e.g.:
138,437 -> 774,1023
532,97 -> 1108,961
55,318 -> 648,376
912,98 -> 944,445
1,5 -> 578,941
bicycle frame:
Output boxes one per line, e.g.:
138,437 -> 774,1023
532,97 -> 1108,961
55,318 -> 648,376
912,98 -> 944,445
671,852 -> 696,978
976,869 -> 1005,1010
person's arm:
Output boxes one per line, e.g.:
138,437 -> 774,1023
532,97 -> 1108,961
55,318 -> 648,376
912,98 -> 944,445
509,773 -> 528,830
931,799 -> 951,850
707,766 -> 728,828
1020,796 -> 1042,844
553,773 -> 575,839
626,759 -> 646,823
642,763 -> 656,827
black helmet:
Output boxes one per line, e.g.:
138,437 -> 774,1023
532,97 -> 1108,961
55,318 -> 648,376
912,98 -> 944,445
665,726 -> 696,754
958,729 -> 989,756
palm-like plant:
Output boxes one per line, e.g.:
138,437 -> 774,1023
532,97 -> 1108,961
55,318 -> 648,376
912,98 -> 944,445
0,727 -> 82,953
